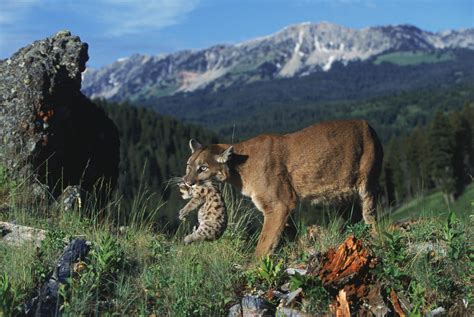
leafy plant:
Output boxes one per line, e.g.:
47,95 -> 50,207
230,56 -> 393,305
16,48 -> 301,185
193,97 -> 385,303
375,230 -> 409,292
345,221 -> 371,240
255,255 -> 284,289
288,272 -> 330,313
41,229 -> 67,254
408,280 -> 425,316
442,210 -> 466,260
61,233 -> 126,314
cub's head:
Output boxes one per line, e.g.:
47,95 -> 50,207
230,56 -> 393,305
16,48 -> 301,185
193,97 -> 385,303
183,139 -> 233,186
178,182 -> 193,200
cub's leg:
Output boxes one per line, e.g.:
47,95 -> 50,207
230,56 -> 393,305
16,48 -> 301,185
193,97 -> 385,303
184,223 -> 214,245
179,198 -> 203,221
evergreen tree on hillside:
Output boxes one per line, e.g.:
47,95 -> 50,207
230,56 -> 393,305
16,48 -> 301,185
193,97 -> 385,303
384,139 -> 406,204
450,111 -> 472,195
405,127 -> 432,196
429,112 -> 456,203
462,103 -> 474,178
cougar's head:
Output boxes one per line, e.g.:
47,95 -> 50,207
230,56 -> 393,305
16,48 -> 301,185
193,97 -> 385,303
183,139 -> 233,186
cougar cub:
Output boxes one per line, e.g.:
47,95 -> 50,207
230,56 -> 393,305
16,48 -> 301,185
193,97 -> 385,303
178,181 -> 227,244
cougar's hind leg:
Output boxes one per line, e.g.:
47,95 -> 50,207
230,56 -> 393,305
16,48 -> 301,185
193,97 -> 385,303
358,185 -> 376,225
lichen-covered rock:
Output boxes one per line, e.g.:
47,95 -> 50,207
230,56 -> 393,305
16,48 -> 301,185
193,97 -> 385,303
0,31 -> 119,197
57,185 -> 82,210
0,221 -> 46,247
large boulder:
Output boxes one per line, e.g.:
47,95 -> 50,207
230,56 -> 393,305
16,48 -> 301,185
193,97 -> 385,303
0,31 -> 119,197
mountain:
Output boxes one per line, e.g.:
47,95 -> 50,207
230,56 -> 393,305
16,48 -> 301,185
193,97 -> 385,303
81,22 -> 474,101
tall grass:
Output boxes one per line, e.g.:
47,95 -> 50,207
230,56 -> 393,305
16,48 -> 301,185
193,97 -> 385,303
1,172 -> 472,315
0,175 -> 257,316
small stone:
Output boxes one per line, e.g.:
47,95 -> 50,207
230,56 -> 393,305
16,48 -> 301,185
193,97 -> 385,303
276,307 -> 313,317
282,288 -> 302,306
241,296 -> 275,317
286,268 -> 307,275
227,303 -> 242,317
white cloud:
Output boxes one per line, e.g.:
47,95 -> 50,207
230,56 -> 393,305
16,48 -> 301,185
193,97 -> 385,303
0,0 -> 199,57
96,0 -> 200,36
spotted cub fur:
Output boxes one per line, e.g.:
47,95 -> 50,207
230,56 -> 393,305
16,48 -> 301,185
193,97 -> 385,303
178,181 -> 227,245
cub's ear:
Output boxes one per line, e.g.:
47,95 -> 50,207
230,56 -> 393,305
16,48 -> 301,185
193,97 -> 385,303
189,139 -> 203,153
215,146 -> 233,163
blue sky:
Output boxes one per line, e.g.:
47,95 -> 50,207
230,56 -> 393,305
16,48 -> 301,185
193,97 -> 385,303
1,0 -> 473,68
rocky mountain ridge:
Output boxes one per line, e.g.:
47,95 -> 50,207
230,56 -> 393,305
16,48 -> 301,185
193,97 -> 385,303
81,22 -> 474,101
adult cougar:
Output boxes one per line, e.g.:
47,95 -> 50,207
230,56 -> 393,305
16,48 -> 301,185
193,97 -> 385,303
183,120 -> 383,256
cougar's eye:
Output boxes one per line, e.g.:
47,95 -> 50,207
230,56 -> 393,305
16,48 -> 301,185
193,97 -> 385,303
198,166 -> 208,173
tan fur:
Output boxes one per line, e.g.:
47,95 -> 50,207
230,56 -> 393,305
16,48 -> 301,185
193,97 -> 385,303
183,120 -> 383,256
178,181 -> 227,245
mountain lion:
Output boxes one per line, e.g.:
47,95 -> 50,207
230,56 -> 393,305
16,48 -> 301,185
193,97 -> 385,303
183,120 -> 383,256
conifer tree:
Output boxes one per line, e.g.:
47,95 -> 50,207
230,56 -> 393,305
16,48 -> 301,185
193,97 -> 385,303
450,111 -> 471,196
385,139 -> 406,204
462,103 -> 474,179
429,112 -> 456,203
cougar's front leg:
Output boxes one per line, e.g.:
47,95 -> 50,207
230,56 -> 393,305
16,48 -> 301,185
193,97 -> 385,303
252,190 -> 296,257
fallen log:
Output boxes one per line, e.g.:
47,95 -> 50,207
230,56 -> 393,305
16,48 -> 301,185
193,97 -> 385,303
25,238 -> 90,316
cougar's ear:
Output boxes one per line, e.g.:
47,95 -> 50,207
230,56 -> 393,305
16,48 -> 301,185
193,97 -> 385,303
215,146 -> 234,163
189,139 -> 203,153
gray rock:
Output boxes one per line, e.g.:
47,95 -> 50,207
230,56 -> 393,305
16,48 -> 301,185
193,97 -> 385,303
285,268 -> 307,276
57,185 -> 82,211
228,303 -> 242,317
282,288 -> 302,307
0,31 -> 119,199
276,307 -> 313,317
0,221 -> 46,247
426,307 -> 446,317
241,295 -> 275,317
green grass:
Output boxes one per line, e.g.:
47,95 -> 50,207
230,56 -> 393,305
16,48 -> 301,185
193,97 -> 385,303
374,51 -> 455,66
0,180 -> 257,316
1,177 -> 473,316
391,183 -> 474,221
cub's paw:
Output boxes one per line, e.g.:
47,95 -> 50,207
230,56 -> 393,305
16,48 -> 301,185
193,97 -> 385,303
178,209 -> 187,221
184,235 -> 193,245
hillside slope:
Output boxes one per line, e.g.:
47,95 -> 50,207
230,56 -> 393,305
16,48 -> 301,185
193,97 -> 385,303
391,184 -> 474,221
